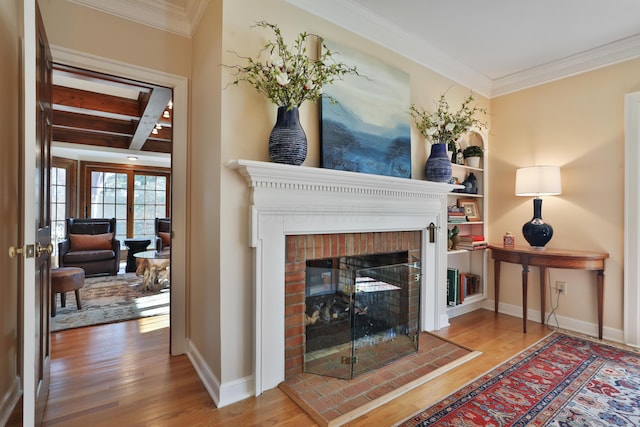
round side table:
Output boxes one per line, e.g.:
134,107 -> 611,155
124,238 -> 151,272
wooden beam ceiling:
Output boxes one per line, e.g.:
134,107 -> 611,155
51,64 -> 173,154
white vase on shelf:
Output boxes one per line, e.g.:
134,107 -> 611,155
465,156 -> 481,168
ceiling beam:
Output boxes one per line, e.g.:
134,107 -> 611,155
129,87 -> 172,151
53,127 -> 131,149
140,140 -> 172,154
53,110 -> 133,136
53,85 -> 141,118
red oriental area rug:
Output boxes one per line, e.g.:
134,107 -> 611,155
397,332 -> 640,426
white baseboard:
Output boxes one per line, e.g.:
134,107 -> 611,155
0,377 -> 21,427
446,299 -> 487,319
186,339 -> 255,408
490,300 -> 624,343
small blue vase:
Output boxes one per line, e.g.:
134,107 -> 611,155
425,143 -> 452,182
269,106 -> 307,166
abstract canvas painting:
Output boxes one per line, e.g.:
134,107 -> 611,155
321,41 -> 411,178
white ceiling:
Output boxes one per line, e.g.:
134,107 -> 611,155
69,0 -> 640,97
290,0 -> 640,97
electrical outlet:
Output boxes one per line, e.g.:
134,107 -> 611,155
555,281 -> 567,295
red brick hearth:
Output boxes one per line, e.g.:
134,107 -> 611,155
284,231 -> 422,380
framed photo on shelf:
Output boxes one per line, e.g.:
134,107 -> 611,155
458,199 -> 480,221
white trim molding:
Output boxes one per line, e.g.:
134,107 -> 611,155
68,0 -> 209,38
624,91 -> 640,347
50,45 -> 189,355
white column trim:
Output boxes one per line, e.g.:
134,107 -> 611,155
624,92 -> 640,347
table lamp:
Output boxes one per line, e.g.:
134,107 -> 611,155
515,165 -> 562,247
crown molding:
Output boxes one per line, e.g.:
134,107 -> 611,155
490,33 -> 640,97
286,0 -> 493,98
287,0 -> 640,99
69,0 -> 208,38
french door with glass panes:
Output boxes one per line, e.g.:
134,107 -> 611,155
82,164 -> 170,247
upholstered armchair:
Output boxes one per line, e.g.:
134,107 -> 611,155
58,218 -> 121,277
155,218 -> 171,251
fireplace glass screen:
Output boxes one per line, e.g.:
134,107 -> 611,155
304,252 -> 420,379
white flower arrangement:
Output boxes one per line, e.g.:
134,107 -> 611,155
410,94 -> 487,151
229,21 -> 358,111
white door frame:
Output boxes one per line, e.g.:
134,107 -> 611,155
47,46 -> 188,354
624,91 -> 640,347
22,1 -> 37,424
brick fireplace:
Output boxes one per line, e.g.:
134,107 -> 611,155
284,231 -> 422,380
230,160 -> 455,395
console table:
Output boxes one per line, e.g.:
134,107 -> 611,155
489,244 -> 609,339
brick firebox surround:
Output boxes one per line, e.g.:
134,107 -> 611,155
230,159 -> 455,396
284,231 -> 422,380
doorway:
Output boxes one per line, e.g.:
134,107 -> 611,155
50,46 -> 187,354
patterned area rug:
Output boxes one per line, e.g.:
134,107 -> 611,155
50,272 -> 170,332
397,332 -> 640,426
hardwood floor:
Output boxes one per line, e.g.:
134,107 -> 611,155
43,310 -> 552,426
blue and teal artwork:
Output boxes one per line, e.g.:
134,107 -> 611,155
321,41 -> 411,178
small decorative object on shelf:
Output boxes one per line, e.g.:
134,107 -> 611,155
410,93 -> 487,182
228,21 -> 359,165
462,145 -> 483,168
458,199 -> 480,222
460,172 -> 478,194
448,226 -> 460,250
503,232 -> 515,247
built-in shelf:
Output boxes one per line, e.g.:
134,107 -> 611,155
446,129 -> 489,316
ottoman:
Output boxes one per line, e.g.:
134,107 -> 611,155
51,267 -> 85,317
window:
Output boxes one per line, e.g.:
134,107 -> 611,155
50,157 -> 77,257
133,174 -> 168,244
90,170 -> 129,244
81,162 -> 170,247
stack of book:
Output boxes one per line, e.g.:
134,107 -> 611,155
448,206 -> 466,223
456,235 -> 488,250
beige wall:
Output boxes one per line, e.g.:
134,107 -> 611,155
38,0 -> 191,78
189,0 -> 223,382
0,0 -> 22,422
489,58 -> 640,334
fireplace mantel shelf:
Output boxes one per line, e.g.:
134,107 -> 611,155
228,159 -> 460,198
229,159 -> 455,396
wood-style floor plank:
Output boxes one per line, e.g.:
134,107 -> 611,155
43,310 -> 553,426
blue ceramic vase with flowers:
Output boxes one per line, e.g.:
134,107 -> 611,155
269,106 -> 307,165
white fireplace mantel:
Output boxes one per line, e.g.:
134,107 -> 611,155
229,159 -> 457,395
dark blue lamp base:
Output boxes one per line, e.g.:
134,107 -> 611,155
522,198 -> 553,247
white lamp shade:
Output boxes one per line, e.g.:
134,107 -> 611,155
515,166 -> 562,196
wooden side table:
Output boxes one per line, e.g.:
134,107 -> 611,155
489,244 -> 609,339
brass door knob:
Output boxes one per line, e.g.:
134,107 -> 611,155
8,246 -> 24,258
37,242 -> 53,256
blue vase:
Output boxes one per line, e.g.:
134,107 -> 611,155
269,106 -> 307,166
522,198 -> 553,247
425,143 -> 452,182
